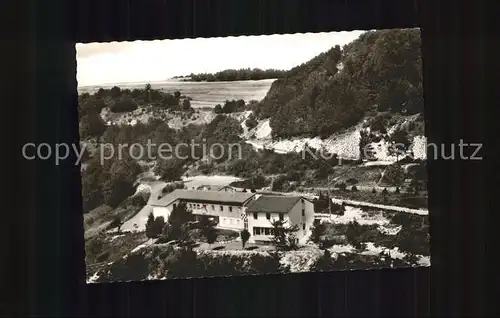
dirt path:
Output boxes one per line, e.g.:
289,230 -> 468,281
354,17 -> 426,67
121,181 -> 166,232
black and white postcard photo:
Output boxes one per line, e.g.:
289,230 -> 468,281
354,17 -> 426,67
75,29 -> 429,283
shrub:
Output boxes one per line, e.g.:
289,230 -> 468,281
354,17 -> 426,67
310,250 -> 335,272
110,96 -> 138,113
382,164 -> 405,186
240,229 -> 250,249
79,112 -> 107,139
145,213 -> 165,238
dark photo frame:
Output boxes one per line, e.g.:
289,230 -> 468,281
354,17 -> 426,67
9,0 -> 488,316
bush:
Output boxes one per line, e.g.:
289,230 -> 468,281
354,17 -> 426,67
162,94 -> 178,108
182,98 -> 192,110
381,164 -> 405,186
240,229 -> 250,248
110,96 -> 138,113
145,213 -> 165,238
79,112 -> 107,139
351,186 -> 358,192
131,194 -> 148,207
310,250 -> 335,272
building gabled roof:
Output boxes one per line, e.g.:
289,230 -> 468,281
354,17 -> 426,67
246,195 -> 305,214
152,189 -> 255,207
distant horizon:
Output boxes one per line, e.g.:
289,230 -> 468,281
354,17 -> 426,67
76,31 -> 364,87
77,77 -> 278,89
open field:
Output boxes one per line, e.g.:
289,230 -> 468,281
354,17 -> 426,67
79,79 -> 276,108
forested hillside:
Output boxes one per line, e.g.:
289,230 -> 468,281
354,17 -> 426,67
253,29 -> 423,139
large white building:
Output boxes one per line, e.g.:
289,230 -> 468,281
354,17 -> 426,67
245,195 -> 315,244
151,190 -> 256,231
151,189 -> 315,243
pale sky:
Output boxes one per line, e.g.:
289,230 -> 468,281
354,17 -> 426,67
76,31 -> 364,87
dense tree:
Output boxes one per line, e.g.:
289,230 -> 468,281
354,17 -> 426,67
245,113 -> 259,129
240,229 -> 250,249
162,94 -> 178,108
79,98 -> 107,117
345,221 -> 366,251
310,250 -> 335,272
182,68 -> 286,82
164,246 -> 202,278
213,104 -> 222,114
389,128 -> 410,161
309,219 -> 326,246
155,158 -> 186,182
359,130 -> 375,160
164,202 -> 195,242
110,95 -> 138,113
110,86 -> 121,99
146,213 -> 165,238
144,83 -> 152,102
79,111 -> 107,139
198,215 -> 218,246
100,155 -> 141,208
81,159 -> 107,212
269,219 -> 299,251
108,217 -> 123,233
382,164 -> 405,186
253,29 -> 423,139
182,98 -> 192,110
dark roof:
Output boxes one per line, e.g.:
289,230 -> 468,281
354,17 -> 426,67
152,189 -> 255,207
246,196 -> 303,214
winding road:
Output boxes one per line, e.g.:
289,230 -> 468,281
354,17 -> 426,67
121,181 -> 166,232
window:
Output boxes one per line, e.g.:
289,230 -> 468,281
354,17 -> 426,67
303,223 -> 306,230
302,209 -> 305,216
253,227 -> 259,235
266,213 -> 270,220
279,213 -> 284,221
253,213 -> 258,220
220,205 -> 224,212
211,205 -> 215,210
173,204 -> 177,209
229,206 -> 233,212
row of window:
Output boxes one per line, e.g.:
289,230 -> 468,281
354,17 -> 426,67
253,227 -> 275,236
184,203 -> 240,213
252,223 -> 306,236
252,212 -> 285,220
221,217 -> 241,225
251,209 -> 305,220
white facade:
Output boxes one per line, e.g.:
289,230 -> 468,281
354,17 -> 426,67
246,198 -> 315,244
152,199 -> 249,232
